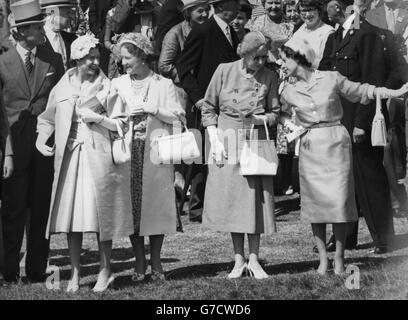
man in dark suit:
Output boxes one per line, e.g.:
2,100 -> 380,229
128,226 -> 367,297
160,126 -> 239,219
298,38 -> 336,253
319,0 -> 394,254
176,0 -> 240,222
0,0 -> 64,283
40,0 -> 78,70
89,0 -> 112,74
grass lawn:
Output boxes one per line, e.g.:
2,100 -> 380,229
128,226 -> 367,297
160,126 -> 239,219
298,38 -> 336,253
1,194 -> 408,300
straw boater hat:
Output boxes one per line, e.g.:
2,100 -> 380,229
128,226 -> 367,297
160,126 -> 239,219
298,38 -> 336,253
9,0 -> 46,28
182,0 -> 209,11
39,0 -> 77,9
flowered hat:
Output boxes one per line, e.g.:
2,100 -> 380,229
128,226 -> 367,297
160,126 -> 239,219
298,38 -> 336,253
118,32 -> 154,56
284,38 -> 316,66
71,34 -> 99,60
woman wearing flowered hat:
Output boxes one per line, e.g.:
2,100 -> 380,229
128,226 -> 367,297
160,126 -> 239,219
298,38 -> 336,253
279,39 -> 408,275
113,32 -> 185,282
36,34 -> 133,293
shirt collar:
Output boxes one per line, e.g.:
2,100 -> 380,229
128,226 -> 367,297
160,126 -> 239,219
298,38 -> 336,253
213,14 -> 229,32
342,13 -> 356,31
44,23 -> 58,37
16,43 -> 37,58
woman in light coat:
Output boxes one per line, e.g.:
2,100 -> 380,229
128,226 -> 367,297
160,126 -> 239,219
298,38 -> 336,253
36,35 -> 133,293
115,33 -> 185,281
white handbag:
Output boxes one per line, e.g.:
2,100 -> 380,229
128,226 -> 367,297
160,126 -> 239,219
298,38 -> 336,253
239,119 -> 279,176
156,123 -> 200,164
371,88 -> 387,147
111,120 -> 133,165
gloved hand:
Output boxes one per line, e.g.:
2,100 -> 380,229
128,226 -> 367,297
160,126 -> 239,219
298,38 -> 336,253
77,108 -> 104,123
251,114 -> 268,126
376,83 -> 408,99
3,155 -> 14,179
207,126 -> 227,168
36,134 -> 55,157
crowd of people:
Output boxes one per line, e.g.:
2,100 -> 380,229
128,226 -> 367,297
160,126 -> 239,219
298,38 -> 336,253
0,0 -> 407,293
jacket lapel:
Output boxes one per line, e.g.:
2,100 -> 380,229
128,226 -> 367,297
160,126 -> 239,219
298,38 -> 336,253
3,47 -> 31,98
375,6 -> 389,30
336,29 -> 353,52
32,47 -> 51,99
210,17 -> 234,58
395,9 -> 408,35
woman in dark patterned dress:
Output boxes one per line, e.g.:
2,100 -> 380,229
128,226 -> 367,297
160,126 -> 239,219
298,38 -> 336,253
113,33 -> 185,282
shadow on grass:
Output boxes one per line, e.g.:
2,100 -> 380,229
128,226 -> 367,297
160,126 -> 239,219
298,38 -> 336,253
274,197 -> 301,218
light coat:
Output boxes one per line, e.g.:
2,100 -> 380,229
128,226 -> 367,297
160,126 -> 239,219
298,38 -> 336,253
37,69 -> 134,241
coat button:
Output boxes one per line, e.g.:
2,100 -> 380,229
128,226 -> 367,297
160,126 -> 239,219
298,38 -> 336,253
252,93 -> 257,97
233,99 -> 237,103
250,101 -> 255,106
333,66 -> 337,70
344,56 -> 347,59
336,52 -> 339,56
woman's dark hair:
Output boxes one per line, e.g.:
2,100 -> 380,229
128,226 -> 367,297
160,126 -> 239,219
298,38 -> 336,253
239,3 -> 253,20
298,0 -> 323,15
281,45 -> 312,68
120,42 -> 155,64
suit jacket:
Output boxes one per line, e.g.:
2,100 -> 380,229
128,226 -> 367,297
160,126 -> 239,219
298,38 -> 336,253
155,0 -> 184,53
89,0 -> 112,41
366,4 -> 408,35
0,46 -> 64,129
43,31 -> 77,70
319,18 -> 388,135
176,16 -> 240,106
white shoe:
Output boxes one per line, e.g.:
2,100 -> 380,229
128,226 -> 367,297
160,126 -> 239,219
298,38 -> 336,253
247,262 -> 269,280
227,263 -> 247,279
92,275 -> 115,293
66,281 -> 80,293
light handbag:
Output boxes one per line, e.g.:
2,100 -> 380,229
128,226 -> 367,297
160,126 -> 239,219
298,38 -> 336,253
156,122 -> 200,164
371,88 -> 387,147
111,119 -> 133,165
239,119 -> 279,176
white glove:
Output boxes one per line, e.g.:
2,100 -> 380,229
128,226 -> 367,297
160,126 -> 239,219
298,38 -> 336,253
77,108 -> 104,123
36,134 -> 55,157
251,114 -> 268,126
207,126 -> 228,168
376,83 -> 408,99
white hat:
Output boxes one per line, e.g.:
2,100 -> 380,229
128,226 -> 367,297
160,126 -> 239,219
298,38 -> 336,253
285,38 -> 316,66
182,0 -> 209,11
39,0 -> 77,9
9,0 -> 46,28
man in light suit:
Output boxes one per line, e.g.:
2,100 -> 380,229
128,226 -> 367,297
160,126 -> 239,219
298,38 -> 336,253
176,0 -> 240,222
40,0 -> 78,70
0,0 -> 64,283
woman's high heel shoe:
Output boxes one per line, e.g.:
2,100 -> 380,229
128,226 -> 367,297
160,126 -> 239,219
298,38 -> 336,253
92,275 -> 115,293
66,280 -> 79,293
247,262 -> 269,280
227,263 -> 248,279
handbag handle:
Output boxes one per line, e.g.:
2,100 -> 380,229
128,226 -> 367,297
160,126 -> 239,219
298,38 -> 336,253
249,117 -> 270,140
375,87 -> 383,116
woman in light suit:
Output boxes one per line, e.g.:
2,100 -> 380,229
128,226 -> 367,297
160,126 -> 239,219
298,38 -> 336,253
202,32 -> 280,279
36,35 -> 133,292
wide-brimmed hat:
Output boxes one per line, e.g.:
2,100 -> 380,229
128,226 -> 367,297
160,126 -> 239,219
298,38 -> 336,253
39,0 -> 77,9
182,0 -> 209,11
9,0 -> 46,28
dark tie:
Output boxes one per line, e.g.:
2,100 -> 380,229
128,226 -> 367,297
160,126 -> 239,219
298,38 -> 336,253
337,25 -> 344,40
25,51 -> 33,74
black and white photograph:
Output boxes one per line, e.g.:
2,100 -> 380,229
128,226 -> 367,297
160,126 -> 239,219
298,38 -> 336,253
0,0 -> 408,307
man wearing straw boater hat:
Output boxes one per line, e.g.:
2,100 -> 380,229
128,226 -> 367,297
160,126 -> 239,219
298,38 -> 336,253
0,0 -> 64,284
40,0 -> 78,70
